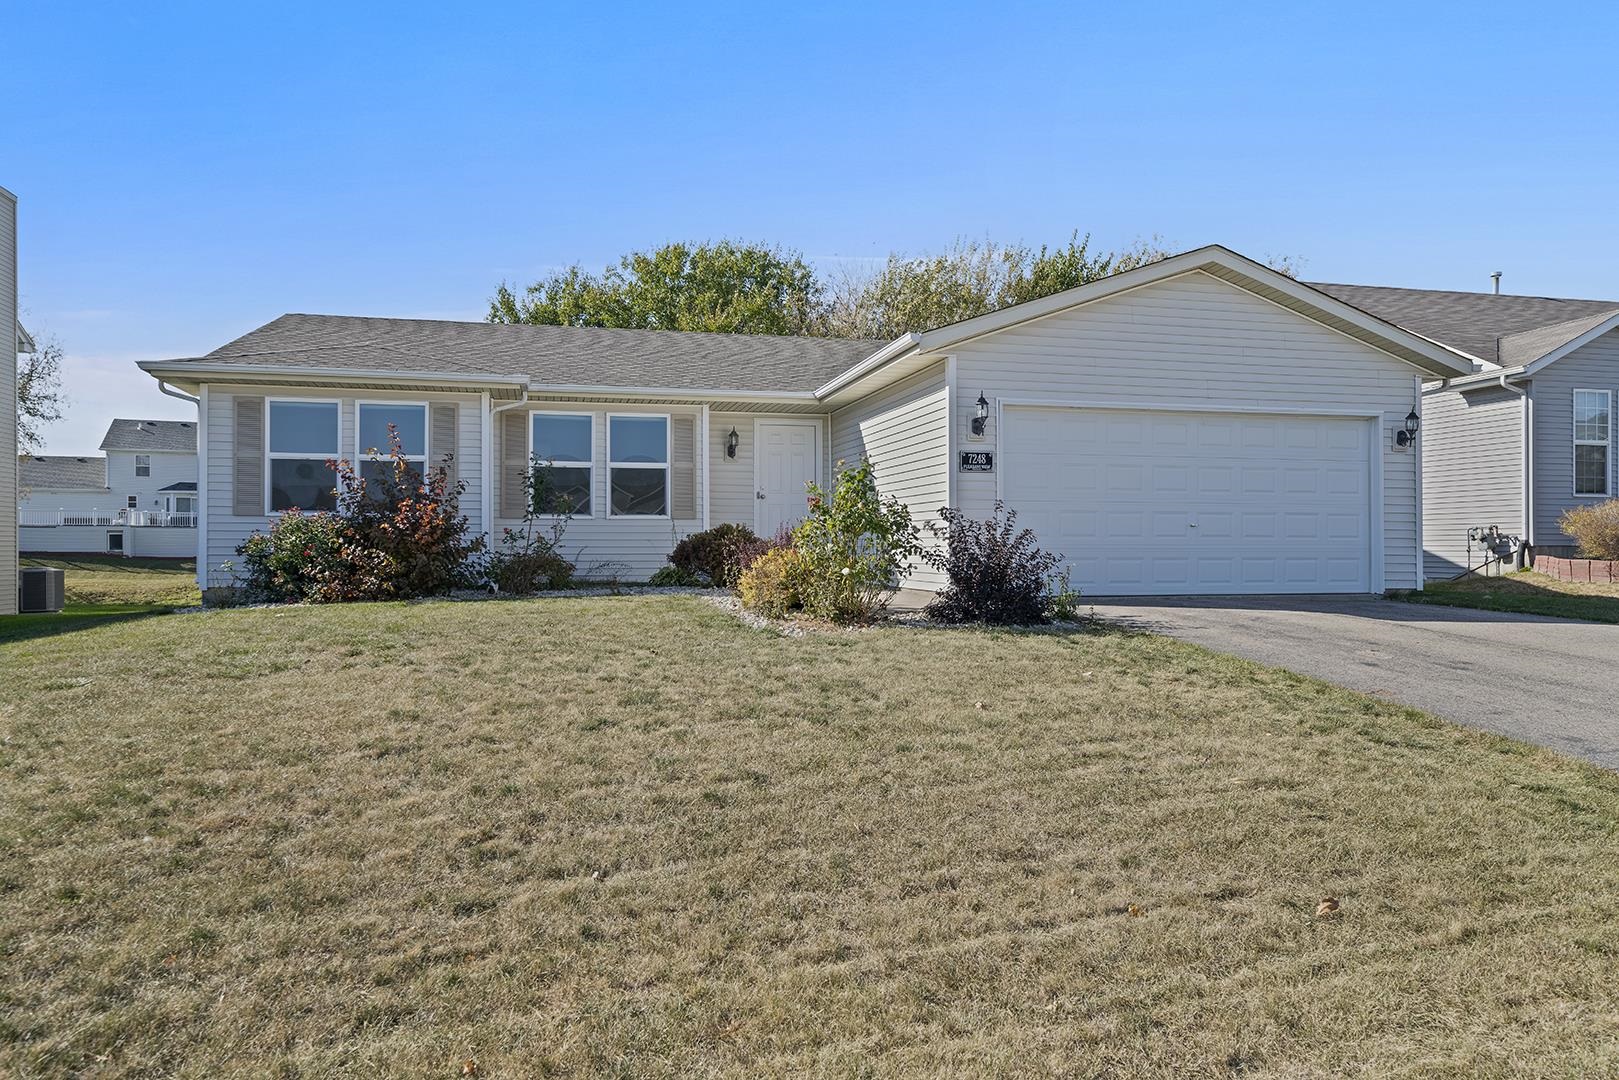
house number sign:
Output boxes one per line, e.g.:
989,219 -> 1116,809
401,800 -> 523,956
959,451 -> 995,472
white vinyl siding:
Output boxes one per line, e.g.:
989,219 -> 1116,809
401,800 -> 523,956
829,361 -> 950,590
1418,384 -> 1523,580
202,387 -> 485,588
1528,327 -> 1619,548
0,190 -> 17,614
952,271 -> 1425,591
708,411 -> 830,529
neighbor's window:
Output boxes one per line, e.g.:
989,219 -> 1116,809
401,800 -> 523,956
267,400 -> 340,512
135,454 -> 151,477
1574,389 -> 1610,497
608,414 -> 669,516
530,412 -> 593,515
357,402 -> 428,493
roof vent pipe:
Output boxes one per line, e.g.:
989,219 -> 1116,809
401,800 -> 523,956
1491,271 -> 1502,294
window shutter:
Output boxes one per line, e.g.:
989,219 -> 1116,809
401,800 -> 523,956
233,396 -> 265,517
500,409 -> 528,519
431,403 -> 458,486
670,414 -> 697,520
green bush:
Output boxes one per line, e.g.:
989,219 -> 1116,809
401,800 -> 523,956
669,523 -> 765,587
794,458 -> 921,623
649,564 -> 706,586
235,511 -> 346,603
737,546 -> 807,618
1560,500 -> 1619,559
484,460 -> 577,594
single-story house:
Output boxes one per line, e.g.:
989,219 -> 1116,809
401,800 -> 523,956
1311,282 -> 1619,577
140,245 -> 1478,597
18,418 -> 199,557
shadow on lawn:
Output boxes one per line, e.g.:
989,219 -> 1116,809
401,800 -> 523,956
0,605 -> 177,645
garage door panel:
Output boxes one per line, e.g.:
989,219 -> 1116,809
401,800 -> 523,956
1002,406 -> 1373,595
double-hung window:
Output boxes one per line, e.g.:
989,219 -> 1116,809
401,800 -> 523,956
1574,389 -> 1611,497
608,415 -> 669,517
357,402 -> 429,493
530,412 -> 593,515
135,454 -> 151,477
267,400 -> 340,512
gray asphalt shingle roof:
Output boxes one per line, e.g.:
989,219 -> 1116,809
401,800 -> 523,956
19,455 -> 108,490
99,418 -> 199,453
184,314 -> 885,394
1308,282 -> 1619,367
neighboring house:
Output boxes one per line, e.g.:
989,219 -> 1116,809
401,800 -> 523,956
1,186 -> 18,615
18,418 -> 198,557
1306,283 -> 1619,578
139,246 -> 1472,597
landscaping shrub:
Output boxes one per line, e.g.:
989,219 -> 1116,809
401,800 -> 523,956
649,564 -> 706,587
737,546 -> 807,617
235,510 -> 346,603
236,427 -> 484,603
793,458 -> 921,623
483,459 -> 577,593
669,523 -> 763,587
922,502 -> 1067,624
1560,499 -> 1619,559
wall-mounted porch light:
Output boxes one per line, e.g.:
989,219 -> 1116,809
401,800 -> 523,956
726,427 -> 740,459
971,392 -> 990,437
1395,408 -> 1420,448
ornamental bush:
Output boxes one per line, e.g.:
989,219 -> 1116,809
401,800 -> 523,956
921,502 -> 1069,624
484,460 -> 577,593
793,458 -> 921,623
236,426 -> 485,603
669,522 -> 764,587
1560,499 -> 1619,559
737,546 -> 807,617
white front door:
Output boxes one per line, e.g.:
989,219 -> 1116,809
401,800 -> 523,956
755,420 -> 821,538
1002,405 -> 1375,595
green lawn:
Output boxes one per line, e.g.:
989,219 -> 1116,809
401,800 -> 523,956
2,596 -> 1618,1077
13,556 -> 201,640
1399,569 -> 1619,623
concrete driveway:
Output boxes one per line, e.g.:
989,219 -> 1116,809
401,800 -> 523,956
1086,595 -> 1619,770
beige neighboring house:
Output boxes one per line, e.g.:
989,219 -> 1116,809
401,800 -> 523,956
18,418 -> 199,557
140,245 -> 1476,598
2,186 -> 19,615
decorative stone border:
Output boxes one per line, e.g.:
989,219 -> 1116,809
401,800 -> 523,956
1533,555 -> 1619,583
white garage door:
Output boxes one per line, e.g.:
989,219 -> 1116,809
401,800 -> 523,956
1002,406 -> 1374,595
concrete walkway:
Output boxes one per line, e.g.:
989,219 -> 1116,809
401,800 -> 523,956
1085,596 -> 1619,769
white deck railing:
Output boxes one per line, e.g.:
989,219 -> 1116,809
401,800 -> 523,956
20,510 -> 198,528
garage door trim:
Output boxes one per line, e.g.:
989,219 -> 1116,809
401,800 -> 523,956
994,397 -> 1386,594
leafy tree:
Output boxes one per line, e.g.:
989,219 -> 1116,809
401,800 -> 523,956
17,337 -> 65,454
489,240 -> 821,335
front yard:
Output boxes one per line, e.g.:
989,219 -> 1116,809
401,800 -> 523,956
2,596 -> 1617,1076
1403,569 -> 1619,623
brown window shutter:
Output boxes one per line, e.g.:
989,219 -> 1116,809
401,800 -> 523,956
233,396 -> 265,516
500,409 -> 528,519
670,414 -> 697,520
431,402 -> 458,485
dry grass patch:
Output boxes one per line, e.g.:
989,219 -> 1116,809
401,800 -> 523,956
1,596 -> 1617,1077
1401,569 -> 1619,623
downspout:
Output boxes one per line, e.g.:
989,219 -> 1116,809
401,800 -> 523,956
1497,374 -> 1532,553
157,380 -> 200,407
158,381 -> 206,588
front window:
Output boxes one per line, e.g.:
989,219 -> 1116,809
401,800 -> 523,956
135,454 -> 150,477
608,414 -> 668,517
268,400 -> 340,511
357,402 -> 428,493
531,413 -> 593,515
1574,389 -> 1610,497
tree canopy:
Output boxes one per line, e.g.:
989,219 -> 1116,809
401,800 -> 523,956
17,337 -> 64,454
489,234 -> 1295,340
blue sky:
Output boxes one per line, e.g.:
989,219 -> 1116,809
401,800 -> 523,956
6,0 -> 1619,452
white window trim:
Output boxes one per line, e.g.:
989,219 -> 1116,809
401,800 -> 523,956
607,412 -> 672,519
265,397 -> 343,515
1572,388 -> 1611,498
134,454 -> 151,477
527,410 -> 595,519
354,399 -> 430,466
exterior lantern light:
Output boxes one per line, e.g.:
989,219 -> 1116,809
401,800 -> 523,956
971,392 -> 990,437
1395,408 -> 1420,448
726,427 -> 740,459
